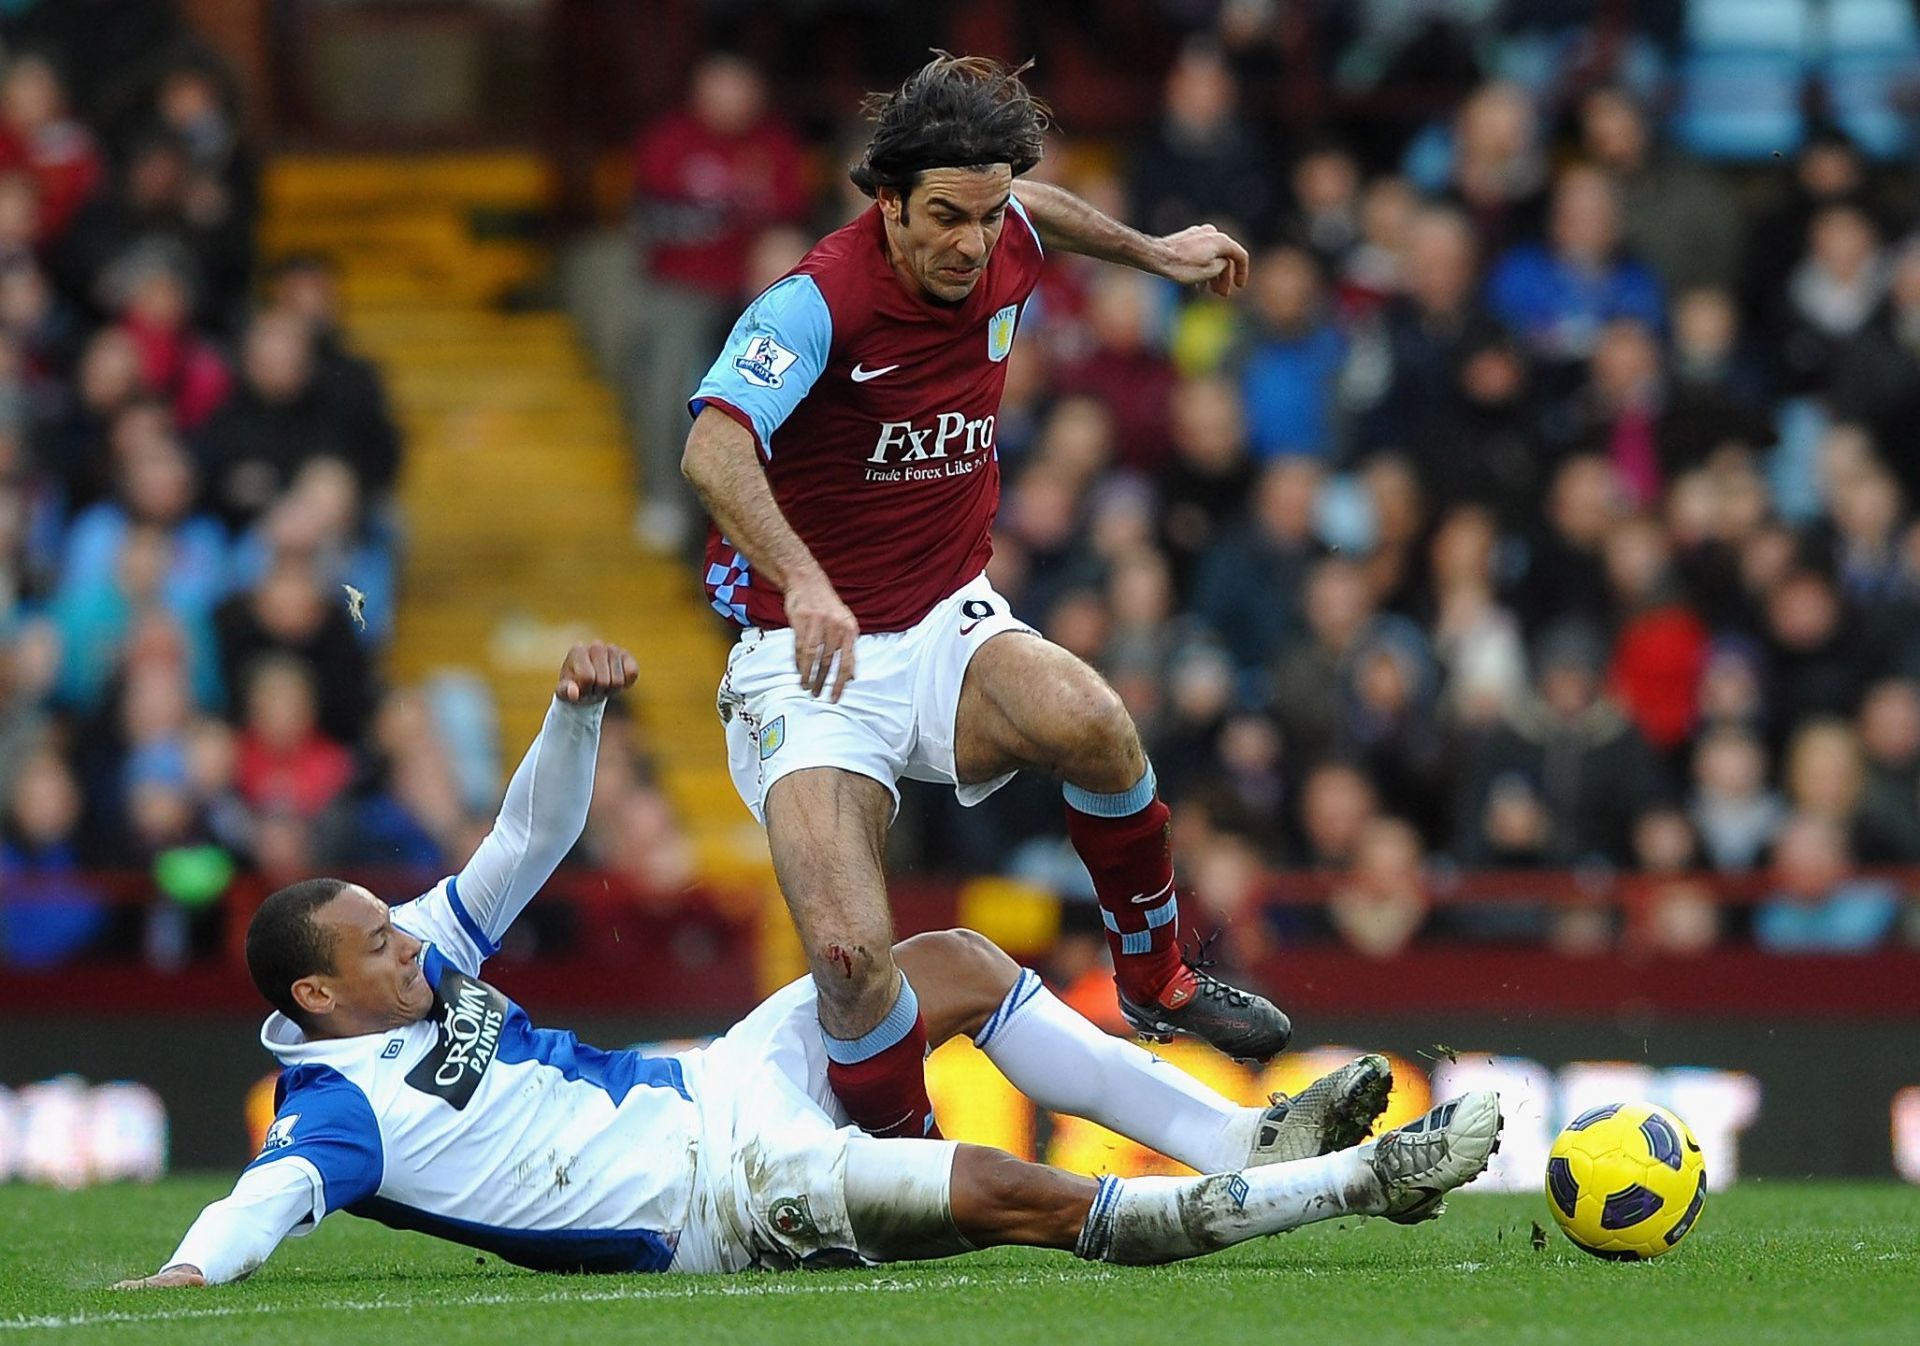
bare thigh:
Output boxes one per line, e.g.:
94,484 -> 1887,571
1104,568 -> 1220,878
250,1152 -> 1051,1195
952,632 -> 1145,793
764,766 -> 900,1039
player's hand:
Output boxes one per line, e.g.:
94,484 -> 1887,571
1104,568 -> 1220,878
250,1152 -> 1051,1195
112,1265 -> 206,1290
784,571 -> 858,702
557,641 -> 640,705
1155,224 -> 1250,298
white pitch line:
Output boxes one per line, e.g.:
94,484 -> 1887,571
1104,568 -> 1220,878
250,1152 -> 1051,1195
2,1267 -> 1122,1332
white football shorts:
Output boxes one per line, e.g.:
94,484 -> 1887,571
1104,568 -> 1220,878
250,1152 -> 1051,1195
671,975 -> 957,1273
716,570 -> 1036,824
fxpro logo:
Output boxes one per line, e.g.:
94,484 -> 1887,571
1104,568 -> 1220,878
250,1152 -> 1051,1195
405,969 -> 507,1110
866,412 -> 997,465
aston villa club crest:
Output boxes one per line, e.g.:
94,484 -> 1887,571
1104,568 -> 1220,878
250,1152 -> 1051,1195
987,302 -> 1018,362
759,716 -> 786,760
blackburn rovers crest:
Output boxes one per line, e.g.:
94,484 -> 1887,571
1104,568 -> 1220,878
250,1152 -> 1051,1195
987,302 -> 1018,362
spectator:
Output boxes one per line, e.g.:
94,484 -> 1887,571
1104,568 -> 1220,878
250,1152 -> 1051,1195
1270,555 -> 1383,764
1294,760 -> 1379,869
1756,813 -> 1901,953
1776,202 -> 1889,395
199,312 -> 379,529
1328,816 -> 1430,959
1741,127 -> 1868,329
1340,175 -> 1417,311
1454,619 -> 1668,867
1189,456 -> 1325,672
40,326 -> 147,509
1783,717 -> 1920,864
1287,139 -> 1362,269
214,554 -> 373,744
102,245 -> 229,431
1601,513 -> 1710,753
1579,85 -> 1742,295
1358,206 -> 1507,490
1857,679 -> 1920,859
1053,270 -> 1177,473
233,654 -> 352,819
1427,504 -> 1526,731
629,54 -> 808,550
1512,454 -> 1620,636
0,746 -> 106,967
1127,41 -> 1276,243
57,430 -> 225,617
1157,374 -> 1256,594
1689,726 -> 1787,872
0,53 -> 102,244
1571,318 -> 1773,507
1762,569 -> 1886,732
149,51 -> 257,328
1233,243 -> 1347,460
265,253 -> 400,501
1486,163 -> 1663,372
1432,83 -> 1548,258
1624,806 -> 1718,957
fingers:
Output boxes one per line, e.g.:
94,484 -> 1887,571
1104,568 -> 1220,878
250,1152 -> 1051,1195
828,628 -> 856,703
558,642 -> 638,703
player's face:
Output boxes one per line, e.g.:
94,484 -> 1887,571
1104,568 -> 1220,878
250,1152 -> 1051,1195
298,887 -> 433,1036
880,165 -> 1013,304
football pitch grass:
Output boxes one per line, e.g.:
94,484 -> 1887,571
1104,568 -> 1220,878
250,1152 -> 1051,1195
2,1180 -> 1914,1344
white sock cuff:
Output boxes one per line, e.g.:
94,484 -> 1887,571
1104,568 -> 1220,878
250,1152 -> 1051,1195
973,968 -> 1045,1050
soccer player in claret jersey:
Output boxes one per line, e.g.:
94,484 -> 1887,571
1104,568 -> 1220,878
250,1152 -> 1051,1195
114,643 -> 1498,1289
682,54 -> 1293,1143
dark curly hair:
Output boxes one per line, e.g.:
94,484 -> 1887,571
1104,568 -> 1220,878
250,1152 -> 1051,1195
849,53 -> 1050,214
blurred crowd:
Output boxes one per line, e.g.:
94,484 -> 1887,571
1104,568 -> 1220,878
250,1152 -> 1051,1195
0,35 -> 415,969
627,7 -> 1920,961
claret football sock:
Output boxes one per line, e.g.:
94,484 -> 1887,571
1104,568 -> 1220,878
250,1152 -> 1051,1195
973,969 -> 1254,1173
1063,765 -> 1191,1006
823,971 -> 942,1140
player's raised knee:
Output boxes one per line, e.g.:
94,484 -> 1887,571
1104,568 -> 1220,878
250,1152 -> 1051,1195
896,928 -> 1019,1038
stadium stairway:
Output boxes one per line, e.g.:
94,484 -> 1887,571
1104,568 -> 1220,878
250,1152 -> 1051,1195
260,154 -> 777,905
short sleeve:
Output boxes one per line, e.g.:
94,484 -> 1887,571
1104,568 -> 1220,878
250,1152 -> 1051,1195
688,274 -> 833,456
247,1066 -> 384,1221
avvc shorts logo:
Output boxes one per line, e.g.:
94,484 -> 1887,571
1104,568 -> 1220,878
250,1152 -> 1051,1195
759,715 -> 786,760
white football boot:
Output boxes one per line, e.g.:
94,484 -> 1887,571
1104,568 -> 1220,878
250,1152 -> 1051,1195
1243,1053 -> 1395,1167
1357,1090 -> 1503,1224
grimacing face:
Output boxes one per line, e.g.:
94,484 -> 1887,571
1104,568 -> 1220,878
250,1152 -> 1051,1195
878,164 -> 1013,304
292,886 -> 434,1036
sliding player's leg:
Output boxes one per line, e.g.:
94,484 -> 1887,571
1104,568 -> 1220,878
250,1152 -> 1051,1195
766,767 -> 937,1139
950,634 -> 1291,1060
843,1090 -> 1502,1266
896,930 -> 1388,1175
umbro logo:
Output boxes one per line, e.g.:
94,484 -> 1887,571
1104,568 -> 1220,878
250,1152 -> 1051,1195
850,362 -> 899,383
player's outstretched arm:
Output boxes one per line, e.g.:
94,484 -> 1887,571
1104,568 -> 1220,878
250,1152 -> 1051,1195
683,408 -> 858,701
446,642 -> 637,944
112,1161 -> 315,1289
1012,180 -> 1249,298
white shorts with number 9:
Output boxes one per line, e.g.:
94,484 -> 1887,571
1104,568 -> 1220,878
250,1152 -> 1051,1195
716,571 -> 1036,824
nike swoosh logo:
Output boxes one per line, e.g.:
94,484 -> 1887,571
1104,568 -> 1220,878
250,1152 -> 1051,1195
850,363 -> 899,383
958,620 -> 983,636
1129,879 -> 1176,904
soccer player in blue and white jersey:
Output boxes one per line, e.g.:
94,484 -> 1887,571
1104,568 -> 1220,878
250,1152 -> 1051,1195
115,642 -> 1500,1288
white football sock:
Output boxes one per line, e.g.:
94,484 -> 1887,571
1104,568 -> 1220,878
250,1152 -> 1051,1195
974,970 -> 1257,1174
1075,1149 -> 1381,1265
